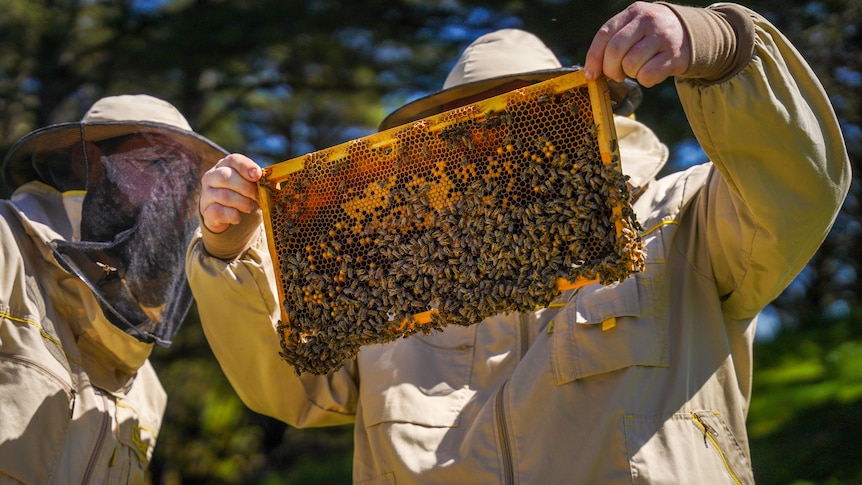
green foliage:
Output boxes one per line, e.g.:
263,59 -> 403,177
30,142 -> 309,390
749,310 -> 862,484
1,0 -> 859,483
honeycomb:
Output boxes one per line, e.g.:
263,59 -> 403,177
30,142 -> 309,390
258,72 -> 645,375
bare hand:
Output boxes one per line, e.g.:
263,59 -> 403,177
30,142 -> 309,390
584,1 -> 690,88
199,154 -> 262,233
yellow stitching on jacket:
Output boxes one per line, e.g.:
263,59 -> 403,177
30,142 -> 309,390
691,412 -> 743,485
640,219 -> 679,237
116,401 -> 160,440
0,310 -> 83,366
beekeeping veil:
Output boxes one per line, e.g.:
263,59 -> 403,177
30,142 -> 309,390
2,94 -> 228,346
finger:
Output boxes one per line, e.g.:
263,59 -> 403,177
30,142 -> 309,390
199,154 -> 263,233
216,153 -> 263,183
587,1 -> 690,85
602,15 -> 649,83
621,30 -> 689,87
613,3 -> 689,85
199,181 -> 260,233
202,166 -> 259,203
202,156 -> 262,202
200,199 -> 245,233
632,48 -> 678,88
200,185 -> 258,215
618,35 -> 668,85
585,8 -> 635,81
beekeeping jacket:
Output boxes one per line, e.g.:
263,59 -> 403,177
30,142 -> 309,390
187,4 -> 851,484
0,184 -> 165,484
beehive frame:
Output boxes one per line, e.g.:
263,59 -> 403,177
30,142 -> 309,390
259,72 -> 645,374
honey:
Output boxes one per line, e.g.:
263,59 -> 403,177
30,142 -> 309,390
258,72 -> 645,374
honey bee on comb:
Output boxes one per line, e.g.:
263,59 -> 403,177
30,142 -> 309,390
258,71 -> 646,375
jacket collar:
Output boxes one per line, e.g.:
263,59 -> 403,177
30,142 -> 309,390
9,181 -> 153,393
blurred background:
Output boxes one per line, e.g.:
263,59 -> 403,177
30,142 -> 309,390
1,0 -> 859,483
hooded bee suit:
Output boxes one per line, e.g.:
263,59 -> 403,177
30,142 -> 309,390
187,4 -> 851,484
1,95 -> 227,483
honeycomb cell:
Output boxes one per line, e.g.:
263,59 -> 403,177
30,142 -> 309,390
258,72 -> 646,375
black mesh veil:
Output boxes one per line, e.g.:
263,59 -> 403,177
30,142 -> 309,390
41,126 -> 208,346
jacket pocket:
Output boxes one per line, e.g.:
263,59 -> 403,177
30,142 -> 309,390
359,324 -> 477,428
105,409 -> 154,485
106,365 -> 165,485
625,411 -> 753,484
0,353 -> 73,484
551,270 -> 668,384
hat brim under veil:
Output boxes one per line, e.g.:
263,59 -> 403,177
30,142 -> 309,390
3,120 -> 227,190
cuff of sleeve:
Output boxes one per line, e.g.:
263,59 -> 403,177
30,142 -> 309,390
659,2 -> 755,83
200,209 -> 263,261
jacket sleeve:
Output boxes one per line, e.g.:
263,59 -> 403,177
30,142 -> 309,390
675,4 -> 852,318
185,230 -> 359,427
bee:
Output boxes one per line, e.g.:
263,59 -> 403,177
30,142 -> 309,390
95,261 -> 117,276
394,153 -> 407,171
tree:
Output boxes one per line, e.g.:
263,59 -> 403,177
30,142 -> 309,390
1,0 -> 858,483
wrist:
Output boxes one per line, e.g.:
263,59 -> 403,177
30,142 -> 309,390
200,209 -> 263,260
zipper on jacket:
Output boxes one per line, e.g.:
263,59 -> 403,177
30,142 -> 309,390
1,352 -> 75,406
493,313 -> 530,485
518,314 -> 529,359
495,382 -> 515,485
82,393 -> 111,484
70,389 -> 77,418
4,352 -> 76,418
691,412 -> 743,485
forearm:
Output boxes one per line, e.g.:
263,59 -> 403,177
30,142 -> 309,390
660,2 -> 755,83
673,5 -> 851,315
678,5 -> 849,229
199,207 -> 263,261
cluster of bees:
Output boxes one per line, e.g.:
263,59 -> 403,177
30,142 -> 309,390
261,78 -> 646,375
